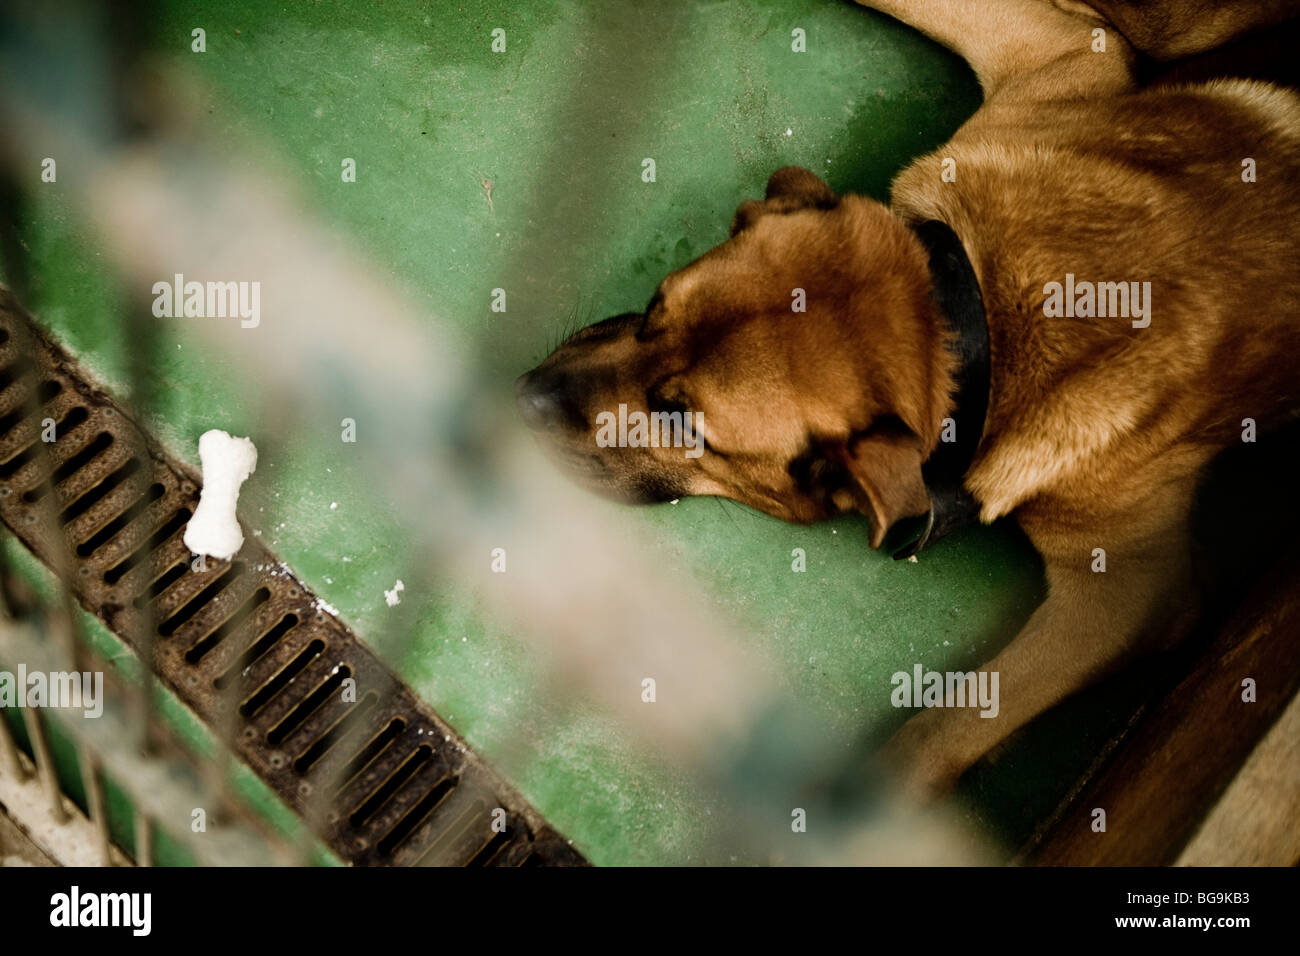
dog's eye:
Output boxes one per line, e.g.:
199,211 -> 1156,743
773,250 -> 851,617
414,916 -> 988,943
646,386 -> 688,417
568,312 -> 640,345
647,387 -> 724,457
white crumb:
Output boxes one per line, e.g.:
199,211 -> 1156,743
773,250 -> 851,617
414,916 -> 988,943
384,579 -> 405,607
183,430 -> 257,560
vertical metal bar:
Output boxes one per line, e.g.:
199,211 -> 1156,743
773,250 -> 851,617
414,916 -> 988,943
105,0 -> 163,769
121,290 -> 161,760
20,707 -> 67,822
79,744 -> 113,865
0,531 -> 29,781
0,167 -> 31,304
134,810 -> 153,866
0,707 -> 24,780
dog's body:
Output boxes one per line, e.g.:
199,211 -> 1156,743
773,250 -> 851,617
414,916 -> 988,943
518,0 -> 1300,796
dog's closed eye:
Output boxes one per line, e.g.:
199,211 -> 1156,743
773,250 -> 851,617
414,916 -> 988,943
646,384 -> 688,417
564,312 -> 640,346
647,383 -> 724,456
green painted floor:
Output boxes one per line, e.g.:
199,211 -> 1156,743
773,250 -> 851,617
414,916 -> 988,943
4,0 -> 1155,864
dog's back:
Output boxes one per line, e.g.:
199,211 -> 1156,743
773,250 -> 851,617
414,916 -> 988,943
890,77 -> 1300,524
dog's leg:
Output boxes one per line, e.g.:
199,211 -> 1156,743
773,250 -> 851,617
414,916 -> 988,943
882,496 -> 1198,798
855,0 -> 1135,100
1081,0 -> 1300,61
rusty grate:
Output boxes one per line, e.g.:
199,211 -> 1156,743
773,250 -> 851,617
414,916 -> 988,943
0,290 -> 586,866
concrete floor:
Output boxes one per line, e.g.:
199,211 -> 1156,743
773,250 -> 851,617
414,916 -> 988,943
2,0 -> 1152,864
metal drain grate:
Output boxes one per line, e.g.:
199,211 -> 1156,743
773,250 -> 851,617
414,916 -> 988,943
0,290 -> 586,866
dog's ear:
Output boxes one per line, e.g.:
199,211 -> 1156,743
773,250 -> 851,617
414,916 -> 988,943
764,166 -> 837,206
731,166 -> 838,236
829,422 -> 931,550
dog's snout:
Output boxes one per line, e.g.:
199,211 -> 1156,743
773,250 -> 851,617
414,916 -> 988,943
515,369 -> 576,431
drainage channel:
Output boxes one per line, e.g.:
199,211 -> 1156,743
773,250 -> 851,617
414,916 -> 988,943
0,290 -> 587,866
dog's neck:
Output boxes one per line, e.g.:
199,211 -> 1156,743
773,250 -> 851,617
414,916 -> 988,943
885,220 -> 991,559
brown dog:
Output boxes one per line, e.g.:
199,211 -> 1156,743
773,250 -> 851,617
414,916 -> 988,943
516,0 -> 1300,797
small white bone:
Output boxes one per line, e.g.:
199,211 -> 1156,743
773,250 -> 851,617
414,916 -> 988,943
183,429 -> 258,561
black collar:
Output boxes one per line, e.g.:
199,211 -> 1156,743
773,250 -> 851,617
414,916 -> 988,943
884,220 -> 991,560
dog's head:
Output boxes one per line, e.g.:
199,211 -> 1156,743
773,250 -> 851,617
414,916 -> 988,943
516,167 -> 956,547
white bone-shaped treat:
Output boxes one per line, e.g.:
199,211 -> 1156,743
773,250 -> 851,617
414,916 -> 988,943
183,429 -> 258,561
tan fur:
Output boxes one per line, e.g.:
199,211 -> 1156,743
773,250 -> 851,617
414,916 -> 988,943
518,0 -> 1300,798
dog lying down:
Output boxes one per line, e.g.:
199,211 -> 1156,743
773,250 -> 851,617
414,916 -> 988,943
516,0 -> 1300,798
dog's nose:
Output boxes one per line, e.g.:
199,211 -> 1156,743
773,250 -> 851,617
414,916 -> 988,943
515,370 -> 566,430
